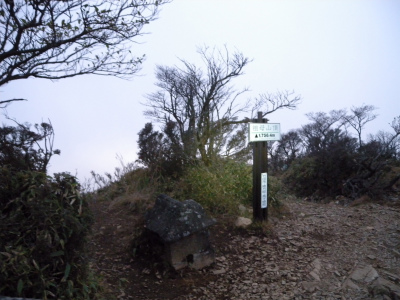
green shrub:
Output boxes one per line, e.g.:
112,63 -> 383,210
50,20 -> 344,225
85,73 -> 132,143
177,159 -> 253,214
267,175 -> 283,210
0,170 -> 98,300
283,156 -> 319,197
283,129 -> 360,198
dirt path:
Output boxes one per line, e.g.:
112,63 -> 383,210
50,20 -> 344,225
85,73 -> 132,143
87,198 -> 400,300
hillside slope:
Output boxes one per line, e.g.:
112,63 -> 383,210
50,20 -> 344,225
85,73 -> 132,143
87,197 -> 400,300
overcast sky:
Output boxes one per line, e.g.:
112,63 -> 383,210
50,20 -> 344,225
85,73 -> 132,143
1,0 -> 400,183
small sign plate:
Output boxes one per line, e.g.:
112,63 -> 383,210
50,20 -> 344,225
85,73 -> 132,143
248,123 -> 281,142
261,173 -> 268,208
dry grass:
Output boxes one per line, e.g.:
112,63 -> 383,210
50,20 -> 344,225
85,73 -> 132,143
350,195 -> 372,207
108,191 -> 154,213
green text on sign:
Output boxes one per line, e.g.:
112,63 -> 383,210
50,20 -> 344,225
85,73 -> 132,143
248,123 -> 281,142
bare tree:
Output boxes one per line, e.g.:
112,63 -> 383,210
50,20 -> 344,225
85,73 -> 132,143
342,116 -> 400,197
370,116 -> 400,160
277,130 -> 303,167
0,0 -> 168,103
143,46 -> 301,165
300,109 -> 347,153
343,104 -> 378,148
252,90 -> 302,119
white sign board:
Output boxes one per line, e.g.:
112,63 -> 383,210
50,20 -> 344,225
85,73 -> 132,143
261,173 -> 268,208
248,123 -> 281,142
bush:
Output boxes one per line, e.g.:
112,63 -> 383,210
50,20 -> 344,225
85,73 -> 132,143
137,122 -> 187,179
177,159 -> 253,214
0,122 -> 60,173
267,175 -> 284,211
284,146 -> 399,199
284,134 -> 358,198
283,156 -> 320,197
0,170 -> 98,300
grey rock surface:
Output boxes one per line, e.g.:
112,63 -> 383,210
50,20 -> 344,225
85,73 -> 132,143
145,194 -> 216,243
173,200 -> 400,300
88,195 -> 400,299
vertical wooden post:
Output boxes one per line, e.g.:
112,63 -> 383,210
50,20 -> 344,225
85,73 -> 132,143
252,112 -> 268,222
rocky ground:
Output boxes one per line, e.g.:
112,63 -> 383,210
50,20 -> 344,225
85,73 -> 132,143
87,196 -> 400,300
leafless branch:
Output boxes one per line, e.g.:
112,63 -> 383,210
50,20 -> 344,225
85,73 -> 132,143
0,0 -> 169,88
0,98 -> 27,108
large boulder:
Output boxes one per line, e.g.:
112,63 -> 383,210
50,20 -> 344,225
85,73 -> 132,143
144,194 -> 216,270
145,194 -> 216,243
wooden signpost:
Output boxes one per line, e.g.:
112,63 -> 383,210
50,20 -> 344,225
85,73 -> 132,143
249,112 -> 281,222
